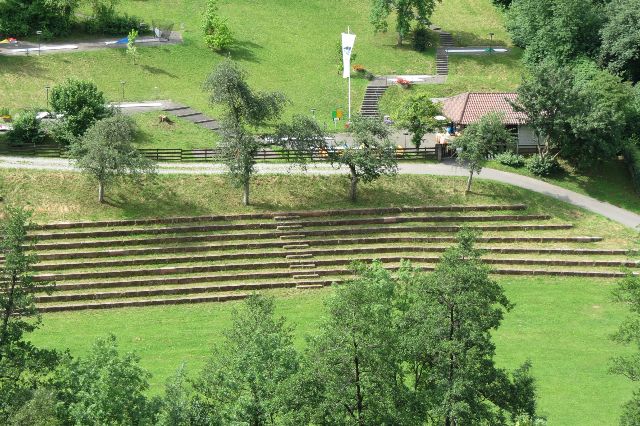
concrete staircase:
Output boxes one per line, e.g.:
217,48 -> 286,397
162,104 -> 220,131
436,31 -> 454,76
360,82 -> 388,118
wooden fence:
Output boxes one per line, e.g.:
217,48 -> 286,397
0,145 -> 438,162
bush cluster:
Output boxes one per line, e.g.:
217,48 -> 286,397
495,151 -> 525,167
0,0 -> 75,37
413,26 -> 430,52
7,110 -> 48,146
526,155 -> 560,176
622,143 -> 640,194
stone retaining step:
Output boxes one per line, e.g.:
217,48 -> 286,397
34,255 -> 634,284
289,264 -> 316,269
29,236 -> 608,261
283,244 -> 309,249
31,205 -> 528,230
274,215 -> 301,221
29,214 -> 547,241
32,244 -> 629,272
38,293 -> 250,313
30,230 -> 597,252
280,234 -> 306,240
293,273 -> 320,279
296,284 -> 325,290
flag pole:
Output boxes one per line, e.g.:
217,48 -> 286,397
347,26 -> 351,122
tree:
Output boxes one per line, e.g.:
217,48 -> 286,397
600,0 -> 640,83
396,93 -> 442,149
126,28 -> 140,64
7,110 -> 48,146
156,364 -> 191,426
203,59 -> 286,205
69,115 -> 156,203
191,295 -> 298,424
370,0 -> 441,46
7,388 -> 60,426
506,0 -> 603,65
0,207 -> 58,423
397,229 -> 539,424
0,0 -> 78,37
203,0 -> 233,51
50,79 -> 113,137
273,114 -> 327,168
53,334 -> 156,425
329,115 -> 398,202
453,112 -> 514,193
510,60 -> 575,159
610,274 -> 640,425
292,262 -> 411,425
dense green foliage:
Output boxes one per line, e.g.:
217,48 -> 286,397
524,155 -> 560,177
6,110 -> 48,146
495,151 -> 525,168
69,115 -> 155,203
202,0 -> 233,51
623,142 -> 640,194
453,112 -> 514,192
611,275 -> 640,425
203,59 -> 286,205
370,0 -> 441,45
0,208 -> 58,424
50,79 -> 113,138
396,93 -> 442,149
85,0 -> 141,35
600,0 -> 640,83
0,0 -> 77,37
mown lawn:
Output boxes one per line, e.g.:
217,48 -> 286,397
30,276 -> 635,425
131,112 -> 219,150
0,0 -> 511,130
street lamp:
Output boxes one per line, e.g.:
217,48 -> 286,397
45,86 -> 50,109
36,30 -> 42,55
120,81 -> 126,105
489,32 -> 495,54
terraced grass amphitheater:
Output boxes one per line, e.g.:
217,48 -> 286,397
25,204 -> 637,312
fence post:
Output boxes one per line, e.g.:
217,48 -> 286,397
436,144 -> 443,162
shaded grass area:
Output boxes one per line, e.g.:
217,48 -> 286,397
131,112 -> 219,150
487,159 -> 640,215
432,0 -> 512,47
30,276 -> 635,425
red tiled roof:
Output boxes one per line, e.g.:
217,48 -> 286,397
442,92 -> 528,125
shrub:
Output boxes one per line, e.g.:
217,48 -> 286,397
86,0 -> 141,35
623,143 -> 640,194
50,79 -> 112,138
353,64 -> 366,73
203,0 -> 233,51
495,151 -> 525,167
7,110 -> 48,146
526,155 -> 560,176
413,26 -> 430,52
0,0 -> 77,37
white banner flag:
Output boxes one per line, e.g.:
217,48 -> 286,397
342,32 -> 356,79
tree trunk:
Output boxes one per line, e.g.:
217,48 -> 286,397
243,181 -> 250,206
98,181 -> 105,203
465,171 -> 473,194
397,32 -> 403,46
0,275 -> 16,350
349,168 -> 358,203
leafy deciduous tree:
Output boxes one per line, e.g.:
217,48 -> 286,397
599,0 -> 640,83
203,59 -> 286,205
370,0 -> 441,46
191,295 -> 298,425
396,93 -> 442,149
50,79 -> 113,137
69,115 -> 156,203
329,115 -> 398,202
203,0 -> 233,51
453,112 -> 514,193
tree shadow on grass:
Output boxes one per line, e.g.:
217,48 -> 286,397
141,64 -> 178,78
104,180 -> 209,219
445,31 -> 510,48
0,56 -> 47,77
227,40 -> 262,63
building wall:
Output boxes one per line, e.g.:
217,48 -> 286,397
517,125 -> 538,152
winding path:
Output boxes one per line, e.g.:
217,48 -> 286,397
2,156 -> 639,229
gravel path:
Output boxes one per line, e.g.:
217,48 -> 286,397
2,156 -> 639,229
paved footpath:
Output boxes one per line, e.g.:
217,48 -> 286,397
2,156 -> 639,229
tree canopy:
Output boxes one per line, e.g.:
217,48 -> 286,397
370,0 -> 441,45
599,0 -> 640,83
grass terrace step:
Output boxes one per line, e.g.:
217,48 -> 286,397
37,293 -> 251,313
31,245 -> 631,272
280,234 -> 306,240
296,284 -> 325,290
30,205 -> 528,230
28,214 -> 549,241
283,244 -> 310,249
